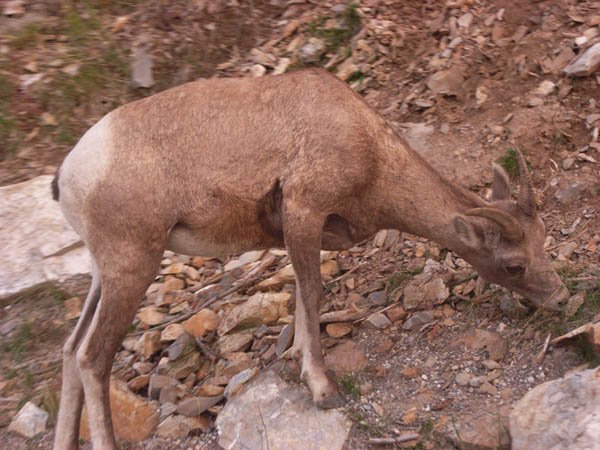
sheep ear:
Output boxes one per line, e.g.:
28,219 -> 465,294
491,163 -> 511,201
453,215 -> 481,249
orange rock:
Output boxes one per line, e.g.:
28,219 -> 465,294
182,309 -> 219,338
325,322 -> 352,338
81,378 -> 159,442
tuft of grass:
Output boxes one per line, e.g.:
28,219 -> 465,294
339,373 -> 361,399
497,147 -> 520,179
556,265 -> 580,294
306,3 -> 361,57
1,322 -> 34,362
10,24 -> 42,50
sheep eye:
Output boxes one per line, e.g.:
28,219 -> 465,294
506,265 -> 525,274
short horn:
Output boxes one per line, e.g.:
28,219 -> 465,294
465,207 -> 524,241
515,149 -> 536,216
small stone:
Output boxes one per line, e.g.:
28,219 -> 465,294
215,353 -> 253,379
457,13 -> 473,28
483,360 -> 500,370
217,330 -> 254,356
273,57 -> 291,75
224,367 -> 260,398
8,402 -> 48,438
195,384 -> 224,397
257,264 -> 295,290
401,366 -> 419,379
191,256 -> 205,268
4,0 -> 25,16
325,340 -> 367,376
528,97 -> 544,107
490,125 -> 505,136
137,306 -> 166,326
249,64 -> 266,78
558,241 -> 578,258
534,80 -> 556,96
137,330 -> 161,359
41,112 -> 58,127
455,372 -> 472,386
372,402 -> 384,416
336,57 -> 358,81
320,259 -> 340,278
167,352 -> 201,380
359,382 -> 373,395
479,382 -> 498,395
160,277 -> 185,294
148,375 -> 179,399
363,312 -> 392,330
159,385 -> 178,405
177,395 -> 223,416
167,332 -> 194,361
64,296 -> 82,320
224,250 -> 265,271
276,323 -> 294,358
299,37 -> 326,64
156,415 -> 210,438
128,374 -> 150,391
326,322 -> 352,338
386,305 -> 407,322
182,309 -> 219,338
402,311 -> 434,330
562,157 -> 576,170
426,67 -> 465,96
81,378 -> 159,442
563,42 -> 600,76
218,292 -> 291,336
161,323 -> 185,342
131,46 -> 155,88
564,291 -> 586,318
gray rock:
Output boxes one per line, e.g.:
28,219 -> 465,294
426,67 -> 465,96
8,402 -> 48,438
0,176 -> 91,299
177,395 -> 223,416
216,371 -> 351,450
563,42 -> 600,76
562,157 -> 575,170
363,312 -> 392,330
510,367 -> 600,449
299,37 -> 326,64
148,375 -> 179,399
455,372 -> 472,386
276,323 -> 294,358
131,46 -> 155,88
457,13 -> 473,28
554,180 -> 594,203
217,330 -> 254,356
402,311 -> 434,330
224,367 -> 259,398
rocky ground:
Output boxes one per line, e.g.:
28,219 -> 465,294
1,0 -> 600,449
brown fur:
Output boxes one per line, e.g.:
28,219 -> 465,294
52,69 -> 568,450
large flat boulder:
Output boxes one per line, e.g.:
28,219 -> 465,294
510,367 -> 600,449
0,176 -> 90,299
216,370 -> 351,450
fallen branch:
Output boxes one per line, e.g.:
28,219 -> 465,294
368,434 -> 420,445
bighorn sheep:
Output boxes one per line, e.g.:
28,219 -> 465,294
52,68 -> 569,449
